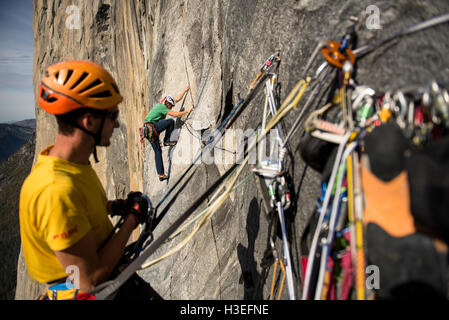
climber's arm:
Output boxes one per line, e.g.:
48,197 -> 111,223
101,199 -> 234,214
167,105 -> 194,117
175,85 -> 190,103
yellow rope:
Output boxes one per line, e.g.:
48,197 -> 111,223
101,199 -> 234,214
277,260 -> 286,300
167,171 -> 253,242
356,220 -> 365,300
351,152 -> 366,300
269,259 -> 287,300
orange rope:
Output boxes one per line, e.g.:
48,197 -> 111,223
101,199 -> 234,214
269,259 -> 287,300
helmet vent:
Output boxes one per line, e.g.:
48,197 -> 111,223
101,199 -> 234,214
90,90 -> 112,98
78,79 -> 103,94
41,89 -> 57,103
111,82 -> 120,94
70,72 -> 89,90
64,70 -> 74,85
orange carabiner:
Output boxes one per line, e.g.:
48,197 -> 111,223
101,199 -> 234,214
321,41 -> 355,69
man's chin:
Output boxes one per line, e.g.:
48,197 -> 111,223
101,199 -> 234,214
98,140 -> 111,147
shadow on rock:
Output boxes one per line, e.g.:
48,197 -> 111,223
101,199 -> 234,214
237,198 -> 262,300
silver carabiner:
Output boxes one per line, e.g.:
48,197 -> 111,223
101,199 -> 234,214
352,86 -> 376,111
430,81 -> 449,127
393,91 -> 408,129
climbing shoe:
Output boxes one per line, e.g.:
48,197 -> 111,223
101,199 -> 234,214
364,122 -> 410,182
361,162 -> 448,300
158,174 -> 168,181
366,223 -> 448,300
163,141 -> 177,147
406,135 -> 449,244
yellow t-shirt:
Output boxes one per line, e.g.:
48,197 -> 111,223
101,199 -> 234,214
19,145 -> 113,283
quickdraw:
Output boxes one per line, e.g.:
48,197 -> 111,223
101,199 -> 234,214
249,52 -> 280,90
252,68 -> 297,300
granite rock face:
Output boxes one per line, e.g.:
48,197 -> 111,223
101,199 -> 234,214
15,0 -> 449,299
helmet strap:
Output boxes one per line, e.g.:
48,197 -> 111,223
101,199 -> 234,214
91,114 -> 107,163
59,112 -> 108,163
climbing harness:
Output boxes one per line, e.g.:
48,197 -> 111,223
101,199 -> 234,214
41,281 -> 96,300
139,122 -> 159,144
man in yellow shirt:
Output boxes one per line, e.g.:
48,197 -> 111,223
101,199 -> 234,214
19,60 -> 155,300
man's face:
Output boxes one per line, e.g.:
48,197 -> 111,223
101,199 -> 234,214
99,106 -> 120,146
165,101 -> 174,109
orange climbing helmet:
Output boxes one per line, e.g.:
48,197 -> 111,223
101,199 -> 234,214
38,60 -> 123,115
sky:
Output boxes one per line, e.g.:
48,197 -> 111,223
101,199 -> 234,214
0,0 -> 34,123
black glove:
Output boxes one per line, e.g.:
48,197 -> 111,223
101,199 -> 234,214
126,191 -> 150,225
109,199 -> 128,217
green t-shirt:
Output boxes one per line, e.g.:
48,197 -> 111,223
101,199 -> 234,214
145,103 -> 170,123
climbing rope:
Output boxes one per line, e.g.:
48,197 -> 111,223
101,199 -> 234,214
140,171 -> 255,269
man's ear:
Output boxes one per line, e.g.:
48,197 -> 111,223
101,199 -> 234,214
78,112 -> 96,131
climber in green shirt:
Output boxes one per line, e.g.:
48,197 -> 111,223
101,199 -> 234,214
144,85 -> 193,181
